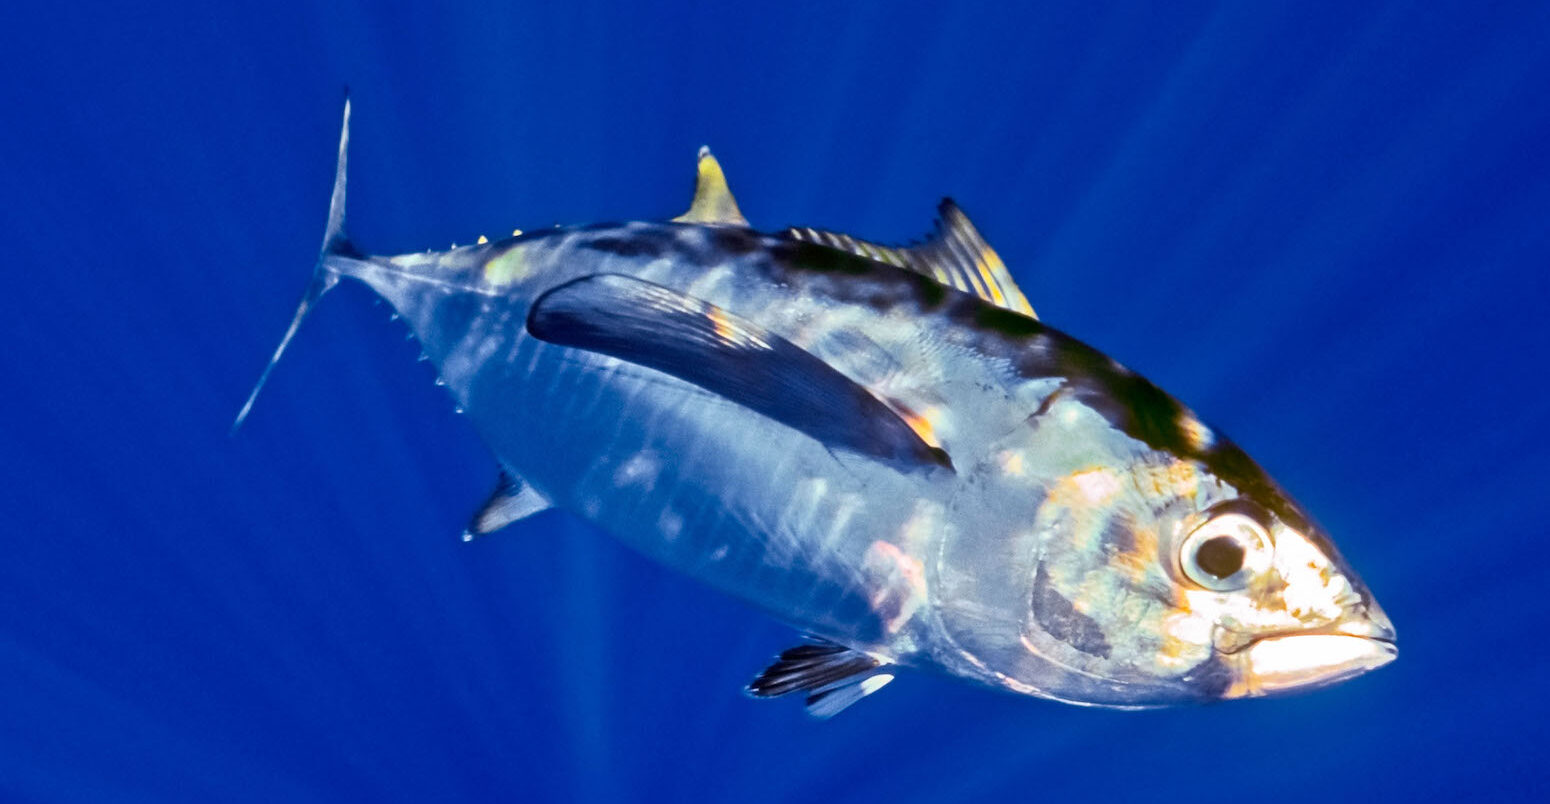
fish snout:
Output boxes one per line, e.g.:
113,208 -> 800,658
1225,602 -> 1396,698
1333,597 -> 1396,642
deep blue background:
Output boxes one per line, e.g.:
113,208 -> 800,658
3,2 -> 1547,801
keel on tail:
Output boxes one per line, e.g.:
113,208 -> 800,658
232,96 -> 357,433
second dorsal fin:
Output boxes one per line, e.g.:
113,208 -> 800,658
785,199 -> 1036,319
673,146 -> 748,227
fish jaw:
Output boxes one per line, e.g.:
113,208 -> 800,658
1221,606 -> 1397,698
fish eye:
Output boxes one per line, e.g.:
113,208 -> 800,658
1179,512 -> 1273,591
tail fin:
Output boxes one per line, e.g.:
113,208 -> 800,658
232,96 -> 356,433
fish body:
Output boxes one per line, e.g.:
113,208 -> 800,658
242,101 -> 1395,715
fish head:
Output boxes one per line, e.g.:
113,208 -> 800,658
935,389 -> 1395,707
1060,437 -> 1394,705
1155,490 -> 1397,700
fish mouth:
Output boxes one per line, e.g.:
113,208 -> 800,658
1223,613 -> 1397,698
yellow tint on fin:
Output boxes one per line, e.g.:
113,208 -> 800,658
673,146 -> 748,226
785,199 -> 1036,319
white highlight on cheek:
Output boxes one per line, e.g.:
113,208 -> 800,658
1273,528 -> 1344,622
1164,611 -> 1213,645
1157,609 -> 1215,670
1182,588 -> 1259,631
1179,585 -> 1303,645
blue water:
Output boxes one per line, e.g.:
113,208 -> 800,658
3,2 -> 1547,801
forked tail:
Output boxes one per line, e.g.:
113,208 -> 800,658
232,96 -> 357,433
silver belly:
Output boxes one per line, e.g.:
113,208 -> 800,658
459,330 -> 953,656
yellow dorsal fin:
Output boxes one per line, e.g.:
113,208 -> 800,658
784,199 -> 1036,319
673,146 -> 748,226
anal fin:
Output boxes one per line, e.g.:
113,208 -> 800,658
462,471 -> 552,541
747,639 -> 895,718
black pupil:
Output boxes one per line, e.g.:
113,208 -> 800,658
1196,536 -> 1246,579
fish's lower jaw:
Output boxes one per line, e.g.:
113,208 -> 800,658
1223,634 -> 1397,698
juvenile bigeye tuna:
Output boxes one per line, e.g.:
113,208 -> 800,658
239,100 -> 1395,717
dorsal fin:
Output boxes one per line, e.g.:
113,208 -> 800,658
785,199 -> 1036,319
672,146 -> 748,226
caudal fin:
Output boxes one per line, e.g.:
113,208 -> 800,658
232,95 -> 356,433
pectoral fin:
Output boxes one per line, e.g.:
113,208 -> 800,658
526,274 -> 952,471
462,471 -> 552,541
747,639 -> 895,718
